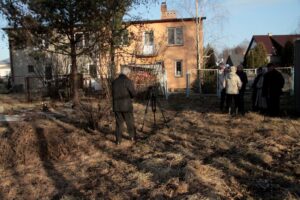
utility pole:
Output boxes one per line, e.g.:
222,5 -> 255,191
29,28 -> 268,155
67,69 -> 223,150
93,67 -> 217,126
195,0 -> 201,93
195,0 -> 206,94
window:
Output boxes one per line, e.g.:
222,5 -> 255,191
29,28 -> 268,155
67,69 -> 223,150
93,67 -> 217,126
175,60 -> 183,77
115,30 -> 130,46
75,32 -> 85,47
144,31 -> 154,46
143,31 -> 155,55
66,64 -> 72,74
89,64 -> 97,78
45,65 -> 52,80
28,65 -> 35,73
168,27 -> 183,45
121,30 -> 129,46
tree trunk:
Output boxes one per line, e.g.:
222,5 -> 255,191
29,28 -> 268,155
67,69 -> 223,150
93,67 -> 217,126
71,43 -> 80,106
110,42 -> 116,81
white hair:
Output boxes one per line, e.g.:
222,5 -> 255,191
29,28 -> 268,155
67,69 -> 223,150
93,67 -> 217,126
121,67 -> 131,76
230,66 -> 237,73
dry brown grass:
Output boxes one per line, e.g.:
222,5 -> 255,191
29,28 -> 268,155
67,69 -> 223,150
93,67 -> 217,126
0,94 -> 299,199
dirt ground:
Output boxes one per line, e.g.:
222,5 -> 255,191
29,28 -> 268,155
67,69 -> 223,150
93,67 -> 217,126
0,94 -> 299,200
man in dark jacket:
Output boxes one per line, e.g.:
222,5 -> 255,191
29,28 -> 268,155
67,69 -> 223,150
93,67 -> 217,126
262,63 -> 285,116
112,67 -> 137,145
236,65 -> 248,115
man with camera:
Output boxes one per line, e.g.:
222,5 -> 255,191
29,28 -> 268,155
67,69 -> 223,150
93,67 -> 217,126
112,67 -> 137,145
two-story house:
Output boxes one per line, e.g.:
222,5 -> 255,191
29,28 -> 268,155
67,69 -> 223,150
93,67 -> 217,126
104,2 -> 204,92
5,2 -> 204,93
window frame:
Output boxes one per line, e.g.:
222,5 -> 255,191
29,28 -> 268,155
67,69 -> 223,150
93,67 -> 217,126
174,60 -> 183,77
89,64 -> 97,78
75,32 -> 85,48
144,30 -> 154,46
167,27 -> 184,46
28,65 -> 35,73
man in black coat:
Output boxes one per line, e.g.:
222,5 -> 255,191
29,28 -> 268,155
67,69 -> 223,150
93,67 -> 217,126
262,63 -> 285,116
236,65 -> 248,115
112,67 -> 137,145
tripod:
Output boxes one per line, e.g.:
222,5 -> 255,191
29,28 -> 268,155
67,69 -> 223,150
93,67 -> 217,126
141,86 -> 169,132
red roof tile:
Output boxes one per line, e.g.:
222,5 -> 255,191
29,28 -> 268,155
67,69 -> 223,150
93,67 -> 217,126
271,35 -> 300,47
253,35 -> 274,55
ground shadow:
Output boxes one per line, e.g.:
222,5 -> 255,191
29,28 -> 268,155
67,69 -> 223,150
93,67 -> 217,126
33,126 -> 87,199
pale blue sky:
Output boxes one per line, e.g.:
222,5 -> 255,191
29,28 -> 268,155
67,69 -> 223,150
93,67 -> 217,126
1,0 -> 299,60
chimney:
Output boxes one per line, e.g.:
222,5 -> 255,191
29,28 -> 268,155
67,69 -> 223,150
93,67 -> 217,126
161,2 -> 167,19
161,2 -> 176,19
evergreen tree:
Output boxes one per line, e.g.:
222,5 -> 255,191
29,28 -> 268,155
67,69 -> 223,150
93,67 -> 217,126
204,45 -> 217,69
282,40 -> 294,67
0,0 -> 156,105
246,50 -> 255,68
245,42 -> 268,68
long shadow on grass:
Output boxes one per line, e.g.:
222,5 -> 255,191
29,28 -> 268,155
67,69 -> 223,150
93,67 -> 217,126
0,121 -> 30,199
203,147 -> 300,199
33,126 -> 87,200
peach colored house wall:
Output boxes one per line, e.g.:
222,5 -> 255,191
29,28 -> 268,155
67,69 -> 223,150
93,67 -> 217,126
115,19 -> 203,91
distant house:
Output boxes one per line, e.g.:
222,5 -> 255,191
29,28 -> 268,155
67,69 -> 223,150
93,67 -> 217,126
0,59 -> 10,77
244,34 -> 300,65
226,53 -> 244,66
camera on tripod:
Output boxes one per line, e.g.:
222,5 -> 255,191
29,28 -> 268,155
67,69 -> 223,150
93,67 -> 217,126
140,85 -> 169,131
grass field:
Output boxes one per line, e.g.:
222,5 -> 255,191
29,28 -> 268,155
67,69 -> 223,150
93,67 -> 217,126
0,94 -> 299,199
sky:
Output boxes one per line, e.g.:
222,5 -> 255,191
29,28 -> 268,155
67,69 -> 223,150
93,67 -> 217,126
0,0 -> 300,61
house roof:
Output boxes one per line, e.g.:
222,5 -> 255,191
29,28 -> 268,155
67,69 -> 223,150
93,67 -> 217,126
244,34 -> 300,60
253,35 -> 275,55
129,17 -> 195,24
3,18 -> 196,31
271,35 -> 300,47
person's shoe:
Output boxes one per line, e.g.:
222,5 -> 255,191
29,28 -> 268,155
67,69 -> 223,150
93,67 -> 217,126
130,137 -> 136,142
115,141 -> 121,145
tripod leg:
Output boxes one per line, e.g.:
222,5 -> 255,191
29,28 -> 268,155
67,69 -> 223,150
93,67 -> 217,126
153,111 -> 156,126
156,99 -> 169,128
141,98 -> 151,132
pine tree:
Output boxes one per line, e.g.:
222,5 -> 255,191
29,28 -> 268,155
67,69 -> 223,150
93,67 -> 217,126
0,0 -> 156,105
282,40 -> 294,67
245,42 -> 268,68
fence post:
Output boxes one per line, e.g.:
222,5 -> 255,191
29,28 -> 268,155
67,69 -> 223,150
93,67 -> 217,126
186,70 -> 190,98
291,67 -> 294,96
295,40 -> 300,113
26,77 -> 31,102
216,69 -> 219,97
164,70 -> 168,100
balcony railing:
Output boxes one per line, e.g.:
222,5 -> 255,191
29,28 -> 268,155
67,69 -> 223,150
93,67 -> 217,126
136,44 -> 159,57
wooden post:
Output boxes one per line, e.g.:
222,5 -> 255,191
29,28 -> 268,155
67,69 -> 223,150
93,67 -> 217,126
26,77 -> 31,102
295,40 -> 300,113
186,70 -> 190,98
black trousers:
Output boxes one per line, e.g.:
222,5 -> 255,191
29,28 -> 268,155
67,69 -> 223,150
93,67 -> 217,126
238,91 -> 245,114
220,88 -> 226,111
115,112 -> 135,142
226,94 -> 239,115
266,95 -> 280,116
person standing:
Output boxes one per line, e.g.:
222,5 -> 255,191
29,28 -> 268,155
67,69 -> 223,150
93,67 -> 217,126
218,63 -> 227,111
224,66 -> 242,115
252,67 -> 267,112
262,63 -> 285,116
112,67 -> 137,145
236,64 -> 248,115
